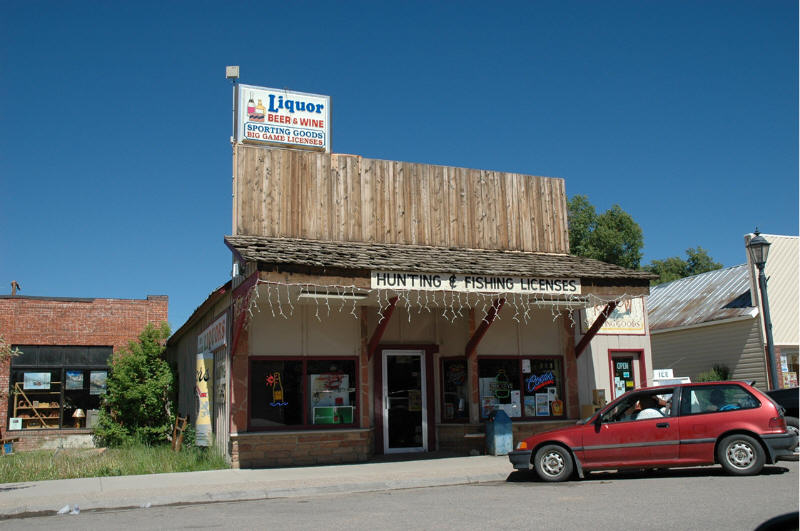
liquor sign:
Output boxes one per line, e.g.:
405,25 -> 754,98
237,84 -> 330,153
370,271 -> 581,295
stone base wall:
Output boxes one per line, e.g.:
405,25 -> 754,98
231,429 -> 373,468
436,420 -> 577,455
4,429 -> 95,452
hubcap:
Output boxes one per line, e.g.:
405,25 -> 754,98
727,441 -> 755,469
541,451 -> 565,476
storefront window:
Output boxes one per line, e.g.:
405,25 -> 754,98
441,358 -> 469,422
478,357 -> 564,420
8,346 -> 111,431
249,358 -> 357,430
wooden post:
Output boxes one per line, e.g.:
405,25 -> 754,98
575,301 -> 617,358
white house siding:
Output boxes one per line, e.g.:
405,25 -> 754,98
650,318 -> 768,389
577,333 -> 652,409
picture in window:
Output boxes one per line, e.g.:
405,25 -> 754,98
442,359 -> 469,421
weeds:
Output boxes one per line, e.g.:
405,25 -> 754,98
0,444 -> 229,484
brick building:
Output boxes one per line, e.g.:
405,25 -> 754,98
1,291 -> 168,450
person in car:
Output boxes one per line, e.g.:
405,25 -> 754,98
635,396 -> 665,419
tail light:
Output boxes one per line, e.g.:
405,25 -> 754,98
769,416 -> 787,430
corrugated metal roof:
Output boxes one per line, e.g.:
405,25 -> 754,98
647,264 -> 757,331
746,234 -> 799,345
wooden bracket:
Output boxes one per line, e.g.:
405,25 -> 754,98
575,301 -> 617,358
465,298 -> 506,357
367,297 -> 398,359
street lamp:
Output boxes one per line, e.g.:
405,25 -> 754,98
747,229 -> 779,390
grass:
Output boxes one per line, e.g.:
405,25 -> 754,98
0,444 -> 230,484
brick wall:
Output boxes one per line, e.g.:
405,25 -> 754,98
0,294 -> 168,443
230,429 -> 372,468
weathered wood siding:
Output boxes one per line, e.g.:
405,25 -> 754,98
235,145 -> 569,253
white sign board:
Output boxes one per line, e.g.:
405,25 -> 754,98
582,298 -> 646,335
198,314 -> 227,353
237,84 -> 330,153
371,271 -> 581,295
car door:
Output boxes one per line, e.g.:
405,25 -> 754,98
580,390 -> 678,469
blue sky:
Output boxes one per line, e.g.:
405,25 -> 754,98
1,1 -> 797,331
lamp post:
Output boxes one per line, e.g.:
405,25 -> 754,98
747,229 -> 779,390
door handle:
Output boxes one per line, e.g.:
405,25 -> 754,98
656,422 -> 670,428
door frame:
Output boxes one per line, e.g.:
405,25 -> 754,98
608,349 -> 647,399
373,344 -> 438,454
382,349 -> 426,454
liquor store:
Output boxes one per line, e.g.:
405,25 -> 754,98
165,84 -> 654,468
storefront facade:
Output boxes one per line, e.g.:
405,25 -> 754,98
167,140 -> 654,468
1,294 -> 168,450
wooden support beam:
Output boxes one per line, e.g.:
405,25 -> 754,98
575,301 -> 617,358
465,298 -> 506,357
367,297 -> 398,359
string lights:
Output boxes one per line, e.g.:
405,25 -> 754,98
237,279 -> 636,333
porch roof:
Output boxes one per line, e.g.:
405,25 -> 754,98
224,235 -> 655,284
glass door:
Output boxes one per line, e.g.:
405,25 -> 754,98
612,357 -> 635,399
382,350 -> 427,453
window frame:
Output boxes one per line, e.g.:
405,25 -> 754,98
476,355 -> 567,421
247,356 -> 359,432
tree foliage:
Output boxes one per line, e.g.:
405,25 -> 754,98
94,322 -> 174,447
567,195 -> 644,269
644,247 -> 723,285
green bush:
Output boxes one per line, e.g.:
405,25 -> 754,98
93,322 -> 175,447
696,364 -> 731,382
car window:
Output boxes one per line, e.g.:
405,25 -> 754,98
601,390 -> 674,423
680,384 -> 760,416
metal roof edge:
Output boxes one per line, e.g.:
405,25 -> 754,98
650,310 -> 759,335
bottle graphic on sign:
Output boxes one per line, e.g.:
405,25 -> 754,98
255,99 -> 266,122
247,93 -> 256,118
272,372 -> 283,402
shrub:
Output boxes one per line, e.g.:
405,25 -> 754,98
696,364 -> 731,382
94,322 -> 174,447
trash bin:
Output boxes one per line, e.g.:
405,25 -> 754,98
486,409 -> 513,455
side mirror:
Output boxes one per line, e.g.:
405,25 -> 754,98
593,413 -> 603,427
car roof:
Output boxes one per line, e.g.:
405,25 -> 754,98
633,380 -> 757,393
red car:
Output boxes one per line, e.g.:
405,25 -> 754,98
509,381 -> 798,482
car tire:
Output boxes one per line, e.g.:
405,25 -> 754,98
533,444 -> 574,482
717,434 -> 765,476
785,416 -> 799,461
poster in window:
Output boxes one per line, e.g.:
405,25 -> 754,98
535,393 -> 550,416
66,370 -> 84,390
89,371 -> 108,395
509,390 -> 521,417
524,396 -> 537,417
482,397 -> 498,418
309,374 -> 349,407
24,372 -> 51,390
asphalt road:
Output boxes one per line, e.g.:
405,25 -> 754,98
5,462 -> 798,530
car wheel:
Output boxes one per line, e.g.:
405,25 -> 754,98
717,434 -> 765,476
533,444 -> 574,482
785,416 -> 799,460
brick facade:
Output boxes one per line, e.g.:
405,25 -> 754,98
0,294 -> 168,444
231,429 -> 372,468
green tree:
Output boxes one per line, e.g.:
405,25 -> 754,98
94,322 -> 174,446
567,195 -> 644,269
644,247 -> 723,285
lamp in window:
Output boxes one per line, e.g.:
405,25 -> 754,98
72,409 -> 85,428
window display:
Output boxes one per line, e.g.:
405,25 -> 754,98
8,346 -> 111,431
441,358 -> 469,422
250,358 -> 357,430
478,357 -> 564,420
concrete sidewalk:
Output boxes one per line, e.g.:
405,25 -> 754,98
0,455 -> 515,518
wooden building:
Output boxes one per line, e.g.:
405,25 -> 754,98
166,145 -> 654,467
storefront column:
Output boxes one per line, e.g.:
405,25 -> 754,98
229,326 -> 249,434
467,309 -> 480,424
359,307 -> 371,428
562,310 -> 580,419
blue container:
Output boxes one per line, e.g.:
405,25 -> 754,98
485,409 -> 513,455
3,442 -> 13,455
